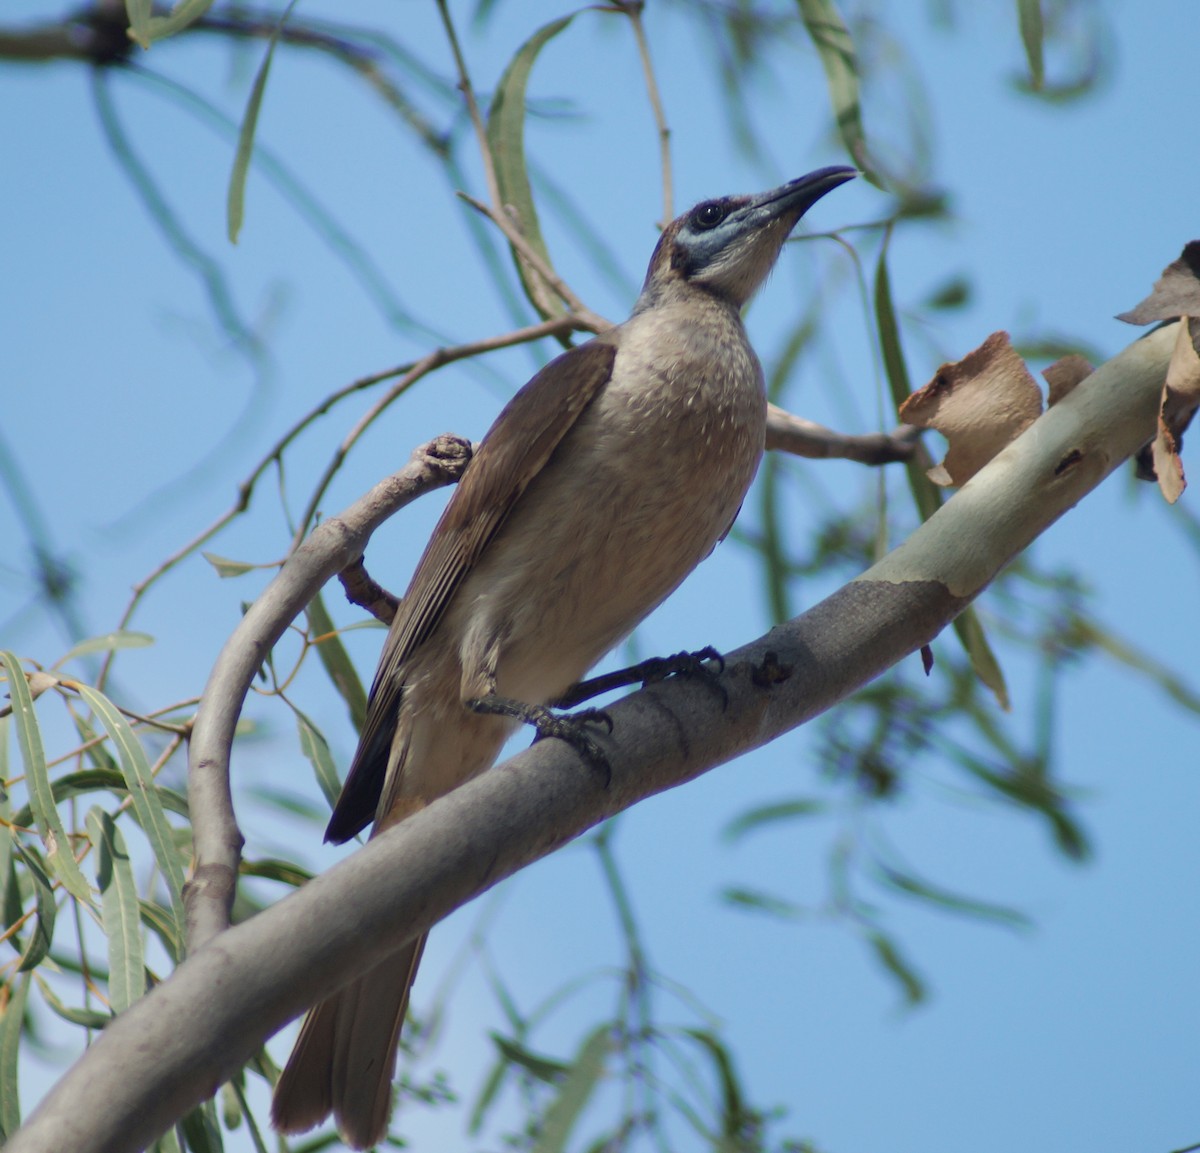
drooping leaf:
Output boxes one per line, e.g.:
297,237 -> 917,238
683,1029 -> 748,1142
720,886 -> 809,920
227,0 -> 299,243
239,857 -> 312,888
491,1032 -> 570,1085
54,631 -> 154,666
32,974 -> 111,1030
0,975 -> 30,1139
201,552 -> 260,579
1017,0 -> 1045,90
0,652 -> 93,906
874,862 -> 1031,929
531,1025 -> 612,1153
306,591 -> 368,733
865,929 -> 926,1005
11,841 -> 57,973
86,807 -> 147,1012
486,15 -> 574,319
74,684 -> 186,937
722,798 -> 827,843
953,609 -> 1010,711
293,709 -> 343,812
796,0 -> 877,182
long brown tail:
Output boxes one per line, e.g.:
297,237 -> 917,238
271,935 -> 426,1150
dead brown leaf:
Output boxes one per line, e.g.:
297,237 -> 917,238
899,332 -> 1043,487
1150,317 -> 1200,503
1117,242 -> 1200,325
1042,354 -> 1094,405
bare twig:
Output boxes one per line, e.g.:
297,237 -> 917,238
183,435 -> 472,952
616,1 -> 673,226
766,403 -> 920,464
457,193 -> 612,332
337,557 -> 401,626
434,0 -> 503,210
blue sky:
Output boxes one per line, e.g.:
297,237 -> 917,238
2,2 -> 1199,1151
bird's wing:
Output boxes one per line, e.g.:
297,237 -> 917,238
325,337 -> 618,842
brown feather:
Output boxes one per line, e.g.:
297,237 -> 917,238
325,338 -> 617,842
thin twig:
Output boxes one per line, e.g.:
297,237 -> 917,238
618,2 -> 673,226
434,0 -> 503,210
457,193 -> 612,332
766,404 -> 919,464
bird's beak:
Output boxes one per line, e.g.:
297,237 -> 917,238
746,166 -> 858,225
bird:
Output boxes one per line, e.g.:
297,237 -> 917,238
270,165 -> 856,1148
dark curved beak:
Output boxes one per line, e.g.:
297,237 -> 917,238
751,166 -> 858,221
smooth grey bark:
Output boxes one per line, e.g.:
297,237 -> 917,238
7,323 -> 1178,1153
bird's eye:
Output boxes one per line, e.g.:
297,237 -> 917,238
692,202 -> 728,231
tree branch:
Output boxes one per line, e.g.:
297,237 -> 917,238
183,436 -> 472,953
765,403 -> 919,464
8,322 -> 1177,1153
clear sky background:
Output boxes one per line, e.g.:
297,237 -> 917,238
2,2 -> 1198,1151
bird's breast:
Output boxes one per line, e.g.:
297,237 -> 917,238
455,299 -> 767,703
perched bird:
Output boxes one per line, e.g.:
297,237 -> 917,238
271,166 -> 855,1148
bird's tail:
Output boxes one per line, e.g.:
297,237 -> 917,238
271,935 -> 426,1150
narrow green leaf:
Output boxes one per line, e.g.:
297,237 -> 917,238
872,255 -> 1009,707
139,899 -> 182,965
469,1053 -> 510,1135
306,591 -> 368,733
865,930 -> 925,1005
201,552 -> 260,579
485,15 -> 574,319
86,807 -> 147,1012
294,710 -> 343,811
227,0 -> 299,243
239,857 -> 312,888
55,632 -> 154,667
0,652 -> 93,906
722,798 -> 827,843
178,1098 -> 224,1153
531,1025 -> 611,1153
142,0 -> 216,46
873,244 -> 941,521
952,608 -> 1010,710
11,841 -> 56,973
151,1123 -> 184,1153
720,886 -> 809,920
796,0 -> 877,183
11,770 -> 188,831
32,974 -> 111,1030
124,0 -> 154,50
491,1032 -> 571,1084
875,862 -> 1031,929
0,975 -> 30,1138
74,684 -> 186,937
0,721 -> 13,924
683,1029 -> 747,1141
1017,0 -> 1045,90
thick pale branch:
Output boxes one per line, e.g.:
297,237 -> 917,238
10,323 -> 1178,1153
183,436 -> 472,952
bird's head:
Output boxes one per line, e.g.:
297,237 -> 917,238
638,166 -> 856,310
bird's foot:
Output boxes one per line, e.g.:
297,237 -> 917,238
554,646 -> 727,709
466,694 -> 614,784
